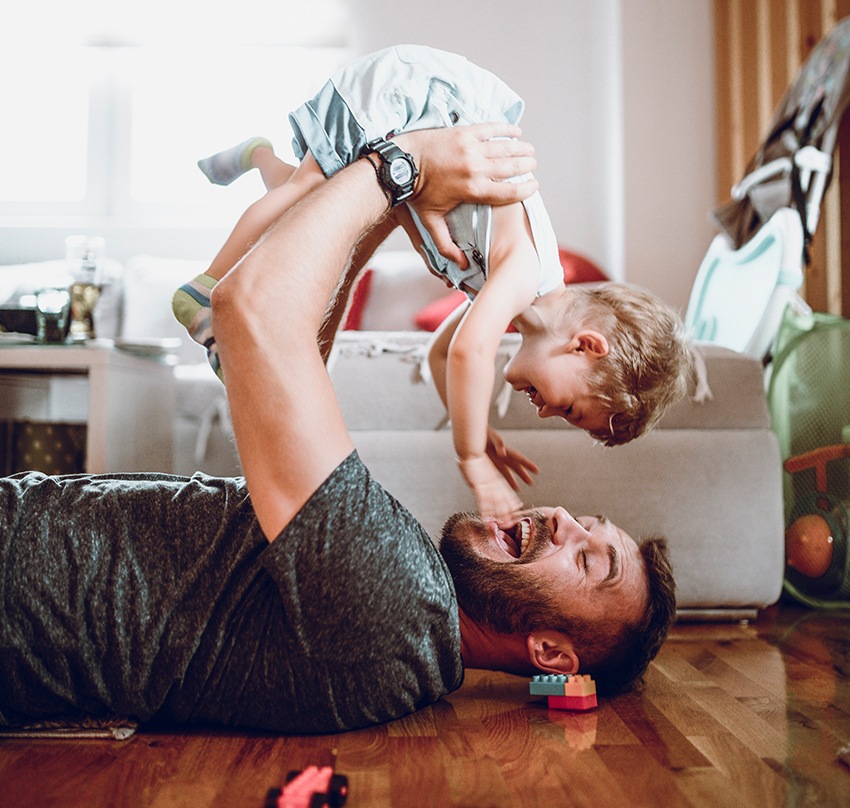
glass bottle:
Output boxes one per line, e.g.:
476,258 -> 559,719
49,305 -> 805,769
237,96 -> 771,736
69,247 -> 102,341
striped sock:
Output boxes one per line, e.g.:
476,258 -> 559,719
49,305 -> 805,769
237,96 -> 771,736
172,273 -> 223,380
197,137 -> 272,186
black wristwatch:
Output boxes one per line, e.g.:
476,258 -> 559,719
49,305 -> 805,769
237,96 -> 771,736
362,137 -> 418,206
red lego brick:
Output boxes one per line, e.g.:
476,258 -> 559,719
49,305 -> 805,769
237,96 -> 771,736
547,693 -> 598,711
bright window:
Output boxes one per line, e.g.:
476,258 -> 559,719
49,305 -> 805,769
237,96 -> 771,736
0,1 -> 351,228
0,47 -> 90,204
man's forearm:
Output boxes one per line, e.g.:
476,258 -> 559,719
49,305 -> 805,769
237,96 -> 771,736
210,159 -> 388,538
317,211 -> 399,362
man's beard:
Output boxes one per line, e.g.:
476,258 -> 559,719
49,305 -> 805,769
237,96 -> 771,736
439,512 -> 563,636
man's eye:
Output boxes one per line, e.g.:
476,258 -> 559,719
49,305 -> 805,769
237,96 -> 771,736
580,549 -> 588,571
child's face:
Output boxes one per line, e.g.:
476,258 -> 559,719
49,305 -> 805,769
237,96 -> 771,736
503,332 -> 611,436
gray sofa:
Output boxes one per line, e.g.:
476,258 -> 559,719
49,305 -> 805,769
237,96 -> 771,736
330,331 -> 786,619
1,252 -> 788,618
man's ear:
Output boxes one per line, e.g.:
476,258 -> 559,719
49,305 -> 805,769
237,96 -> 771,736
565,330 -> 609,358
526,630 -> 580,674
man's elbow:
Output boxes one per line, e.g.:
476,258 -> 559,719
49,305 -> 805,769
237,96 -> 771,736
210,274 -> 247,339
210,279 -> 229,317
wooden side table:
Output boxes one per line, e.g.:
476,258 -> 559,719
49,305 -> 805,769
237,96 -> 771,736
0,342 -> 175,474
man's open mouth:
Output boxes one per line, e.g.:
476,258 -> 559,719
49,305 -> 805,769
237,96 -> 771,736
493,517 -> 532,559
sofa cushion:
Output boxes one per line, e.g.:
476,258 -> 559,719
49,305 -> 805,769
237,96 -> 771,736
350,249 -> 447,331
342,268 -> 374,330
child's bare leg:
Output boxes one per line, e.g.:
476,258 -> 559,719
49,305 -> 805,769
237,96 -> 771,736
251,145 -> 296,190
173,153 -> 326,378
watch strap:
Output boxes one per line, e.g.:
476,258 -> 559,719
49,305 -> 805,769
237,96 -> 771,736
362,153 -> 393,208
361,137 -> 418,206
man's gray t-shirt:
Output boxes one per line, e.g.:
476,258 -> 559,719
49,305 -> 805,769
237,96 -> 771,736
0,451 -> 463,733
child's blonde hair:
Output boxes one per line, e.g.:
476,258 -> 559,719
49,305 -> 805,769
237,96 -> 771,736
565,283 -> 693,446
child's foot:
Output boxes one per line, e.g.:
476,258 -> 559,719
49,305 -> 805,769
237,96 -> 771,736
172,274 -> 223,380
197,136 -> 273,186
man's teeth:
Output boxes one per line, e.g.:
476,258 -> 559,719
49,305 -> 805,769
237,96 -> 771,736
518,519 -> 530,555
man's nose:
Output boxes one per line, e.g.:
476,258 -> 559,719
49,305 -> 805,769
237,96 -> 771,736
550,506 -> 586,545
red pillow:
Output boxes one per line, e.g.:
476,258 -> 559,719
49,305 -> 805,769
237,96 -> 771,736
559,247 -> 608,284
413,289 -> 467,331
413,247 -> 608,332
342,268 -> 374,330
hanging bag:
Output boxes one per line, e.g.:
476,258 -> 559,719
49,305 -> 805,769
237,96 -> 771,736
767,304 -> 850,607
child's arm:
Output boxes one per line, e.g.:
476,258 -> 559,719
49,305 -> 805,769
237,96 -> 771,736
428,301 -> 539,495
439,202 -> 541,520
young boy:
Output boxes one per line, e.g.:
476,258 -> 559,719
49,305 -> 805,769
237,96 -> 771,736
174,45 -> 692,521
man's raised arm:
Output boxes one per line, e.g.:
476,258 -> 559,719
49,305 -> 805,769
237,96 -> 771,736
211,123 -> 537,542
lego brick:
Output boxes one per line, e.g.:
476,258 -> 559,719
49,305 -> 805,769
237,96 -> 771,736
529,673 -> 597,698
547,693 -> 598,711
562,674 -> 597,697
529,674 -> 574,696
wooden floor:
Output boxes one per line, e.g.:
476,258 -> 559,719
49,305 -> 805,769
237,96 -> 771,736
2,603 -> 850,807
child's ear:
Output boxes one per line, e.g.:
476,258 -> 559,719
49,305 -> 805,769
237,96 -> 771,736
566,330 -> 609,357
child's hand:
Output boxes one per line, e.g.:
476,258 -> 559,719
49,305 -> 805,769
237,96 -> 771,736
485,426 -> 539,489
457,454 -> 524,521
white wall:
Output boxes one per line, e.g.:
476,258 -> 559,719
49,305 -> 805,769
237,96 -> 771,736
2,0 -> 716,313
621,0 -> 716,310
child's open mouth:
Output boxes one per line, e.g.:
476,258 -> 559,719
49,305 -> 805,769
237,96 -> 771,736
523,386 -> 545,412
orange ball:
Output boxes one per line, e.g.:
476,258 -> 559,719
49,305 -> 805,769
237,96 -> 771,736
786,514 -> 835,578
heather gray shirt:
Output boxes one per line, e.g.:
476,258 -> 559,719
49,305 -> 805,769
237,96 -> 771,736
0,452 -> 463,733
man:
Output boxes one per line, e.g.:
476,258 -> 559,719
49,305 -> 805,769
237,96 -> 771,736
0,125 -> 675,734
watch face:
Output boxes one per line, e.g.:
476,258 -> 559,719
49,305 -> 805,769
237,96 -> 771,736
389,158 -> 414,185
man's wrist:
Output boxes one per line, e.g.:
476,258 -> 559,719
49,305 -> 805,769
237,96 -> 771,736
360,137 -> 418,207
361,153 -> 394,209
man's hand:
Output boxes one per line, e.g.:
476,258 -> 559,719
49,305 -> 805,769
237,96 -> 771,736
393,124 -> 538,267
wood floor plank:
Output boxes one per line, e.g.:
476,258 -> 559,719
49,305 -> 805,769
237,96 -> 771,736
701,636 -> 791,698
682,683 -> 789,760
687,733 -> 787,808
596,743 -> 695,808
527,705 -> 602,749
673,765 -> 764,808
610,685 -> 712,770
673,642 -> 783,699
